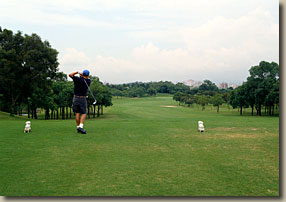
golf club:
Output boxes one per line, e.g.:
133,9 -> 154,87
81,73 -> 97,105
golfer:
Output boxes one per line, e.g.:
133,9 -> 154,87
69,70 -> 91,134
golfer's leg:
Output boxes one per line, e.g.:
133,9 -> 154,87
80,114 -> 86,125
75,113 -> 80,126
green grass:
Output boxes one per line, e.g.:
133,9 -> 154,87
0,96 -> 279,196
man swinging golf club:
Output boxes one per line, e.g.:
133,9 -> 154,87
69,69 -> 91,134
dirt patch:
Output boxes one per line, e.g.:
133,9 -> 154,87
160,105 -> 177,108
205,132 -> 260,139
224,133 -> 258,139
173,134 -> 193,138
250,128 -> 258,131
212,127 -> 261,132
213,127 -> 238,131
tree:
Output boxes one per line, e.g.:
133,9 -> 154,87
0,29 -> 25,114
111,88 -> 122,99
173,92 -> 185,106
229,84 -> 248,115
197,95 -> 209,110
147,87 -> 157,96
174,82 -> 190,93
211,94 -> 224,112
244,80 -> 256,116
87,76 -> 112,118
0,27 -> 59,115
247,61 -> 279,116
101,87 -> 113,115
198,80 -> 219,96
184,94 -> 197,107
222,92 -> 231,106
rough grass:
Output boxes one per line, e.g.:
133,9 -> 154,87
0,96 -> 279,196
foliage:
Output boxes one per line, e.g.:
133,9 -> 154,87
211,94 -> 224,112
107,80 -> 190,98
229,61 -> 279,116
0,27 -> 112,119
0,27 -> 60,116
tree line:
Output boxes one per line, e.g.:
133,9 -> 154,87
229,61 -> 279,116
0,27 -> 112,119
173,61 -> 279,116
173,80 -> 231,112
106,81 -> 191,98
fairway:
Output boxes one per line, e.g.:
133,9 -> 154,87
0,96 -> 279,196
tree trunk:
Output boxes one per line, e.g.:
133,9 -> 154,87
101,105 -> 103,115
10,102 -> 15,115
217,105 -> 219,113
62,106 -> 65,119
46,108 -> 50,120
70,107 -> 72,119
251,105 -> 254,116
97,105 -> 100,117
66,106 -> 68,119
34,108 -> 37,119
10,93 -> 20,115
28,104 -> 30,118
256,107 -> 259,115
240,106 -> 242,115
93,105 -> 96,118
57,109 -> 59,120
265,106 -> 267,114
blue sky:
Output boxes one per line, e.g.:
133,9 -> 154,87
0,0 -> 279,84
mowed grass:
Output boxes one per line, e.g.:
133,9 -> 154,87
0,96 -> 279,196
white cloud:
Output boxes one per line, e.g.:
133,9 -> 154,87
0,0 -> 278,30
7,1 -> 276,84
78,7 -> 278,84
59,48 -> 93,75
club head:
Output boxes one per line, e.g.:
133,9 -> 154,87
93,101 -> 97,105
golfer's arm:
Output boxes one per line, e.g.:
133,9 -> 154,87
69,71 -> 79,78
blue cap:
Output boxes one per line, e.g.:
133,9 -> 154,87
83,70 -> 90,76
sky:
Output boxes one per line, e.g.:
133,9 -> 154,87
0,0 -> 279,85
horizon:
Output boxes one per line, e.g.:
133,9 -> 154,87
99,78 -> 241,87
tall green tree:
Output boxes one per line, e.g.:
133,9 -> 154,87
0,27 -> 59,115
247,61 -> 279,116
229,84 -> 248,115
0,29 -> 25,114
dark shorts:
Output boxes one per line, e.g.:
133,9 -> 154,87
72,97 -> 87,114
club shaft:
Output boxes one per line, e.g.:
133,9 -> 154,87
84,79 -> 97,102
